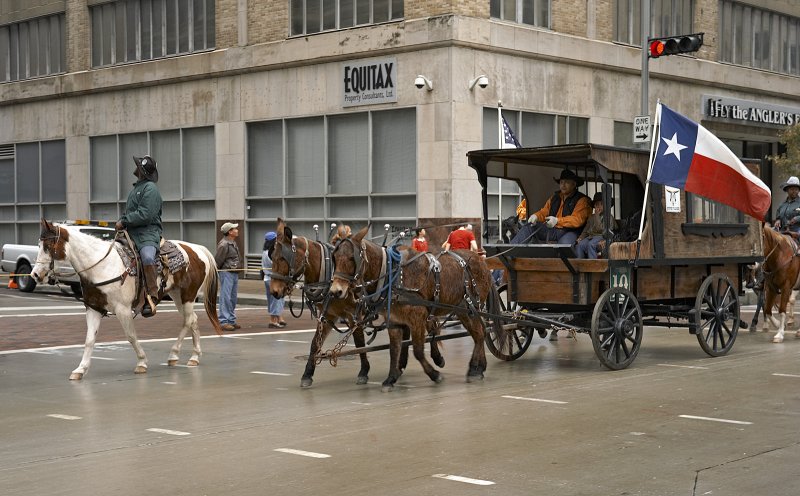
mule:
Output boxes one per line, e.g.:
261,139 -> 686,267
761,226 -> 800,343
268,219 -> 373,387
32,219 -> 222,379
329,225 -> 499,391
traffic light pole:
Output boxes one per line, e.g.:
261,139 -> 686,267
640,0 -> 650,125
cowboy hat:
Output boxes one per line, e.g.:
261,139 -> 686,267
554,169 -> 584,187
781,176 -> 800,191
133,155 -> 159,182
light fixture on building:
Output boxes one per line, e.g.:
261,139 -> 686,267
468,75 -> 489,90
414,75 -> 433,91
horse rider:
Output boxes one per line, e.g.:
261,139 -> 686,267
773,176 -> 800,239
115,155 -> 163,317
511,169 -> 592,245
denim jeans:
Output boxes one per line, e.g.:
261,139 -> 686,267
139,245 -> 157,266
264,281 -> 285,317
576,236 -> 603,259
219,271 -> 238,325
510,223 -> 579,246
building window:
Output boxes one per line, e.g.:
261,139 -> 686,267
686,193 -> 741,224
90,0 -> 215,68
614,121 -> 634,148
480,108 -> 590,239
719,1 -> 800,76
0,141 -> 66,246
614,0 -> 693,45
245,108 -> 417,256
0,14 -> 66,83
290,0 -> 404,36
490,0 -> 549,28
89,127 -> 216,249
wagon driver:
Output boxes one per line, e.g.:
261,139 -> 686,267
115,155 -> 162,318
773,176 -> 800,238
511,169 -> 592,245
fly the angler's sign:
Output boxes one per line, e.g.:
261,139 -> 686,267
702,95 -> 800,128
343,57 -> 397,107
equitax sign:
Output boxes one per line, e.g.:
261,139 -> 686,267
702,95 -> 800,127
342,57 -> 397,108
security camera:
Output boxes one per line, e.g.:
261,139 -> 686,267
469,75 -> 489,91
414,75 -> 433,91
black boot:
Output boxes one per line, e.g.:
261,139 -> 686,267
142,265 -> 159,318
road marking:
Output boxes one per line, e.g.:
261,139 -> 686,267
159,363 -> 193,368
502,395 -> 568,404
222,336 -> 252,340
679,415 -> 752,425
47,414 -> 82,420
91,356 -> 116,361
1,305 -> 86,311
274,448 -> 330,458
351,401 -> 372,406
432,474 -> 495,486
162,381 -> 177,385
251,371 -> 292,376
276,339 -> 309,344
147,428 -> 191,436
0,329 -> 318,355
657,364 -> 709,370
773,373 -> 800,378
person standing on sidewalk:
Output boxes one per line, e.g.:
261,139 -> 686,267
216,222 -> 241,331
262,231 -> 286,328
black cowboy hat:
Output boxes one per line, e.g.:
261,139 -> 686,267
133,155 -> 159,182
554,169 -> 584,187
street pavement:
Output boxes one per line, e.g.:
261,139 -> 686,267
1,283 -> 799,495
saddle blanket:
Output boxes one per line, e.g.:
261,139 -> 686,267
115,239 -> 187,277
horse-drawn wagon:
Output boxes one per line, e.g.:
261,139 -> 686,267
469,143 -> 763,370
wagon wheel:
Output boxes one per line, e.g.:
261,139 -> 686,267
693,274 -> 739,357
485,283 -> 532,361
591,288 -> 643,370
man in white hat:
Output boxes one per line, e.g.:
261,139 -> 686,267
215,222 -> 241,331
774,176 -> 800,237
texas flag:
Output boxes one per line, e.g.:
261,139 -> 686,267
649,103 -> 771,220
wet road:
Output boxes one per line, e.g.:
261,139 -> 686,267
1,287 -> 799,495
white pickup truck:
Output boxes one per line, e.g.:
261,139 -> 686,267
1,222 -> 115,294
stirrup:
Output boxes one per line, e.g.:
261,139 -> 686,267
142,294 -> 158,318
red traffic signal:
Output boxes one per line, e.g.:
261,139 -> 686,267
648,33 -> 704,58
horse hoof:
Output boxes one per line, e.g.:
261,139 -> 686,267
773,335 -> 784,343
356,376 -> 368,385
186,360 -> 199,367
69,372 -> 83,381
795,331 -> 800,339
432,372 -> 444,384
381,384 -> 394,392
300,377 -> 313,388
167,360 -> 178,367
134,366 -> 148,374
466,373 -> 484,383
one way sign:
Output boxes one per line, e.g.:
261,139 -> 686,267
633,115 -> 651,143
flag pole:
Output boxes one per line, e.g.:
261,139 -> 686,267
634,101 -> 662,262
498,101 -> 503,231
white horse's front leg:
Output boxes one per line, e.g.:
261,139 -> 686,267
116,306 -> 148,373
773,313 -> 787,343
70,308 -> 103,380
168,299 -> 201,366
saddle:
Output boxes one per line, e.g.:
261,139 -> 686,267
115,238 -> 188,314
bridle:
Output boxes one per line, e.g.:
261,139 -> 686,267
37,227 -> 117,281
270,237 -> 310,289
332,237 -> 367,291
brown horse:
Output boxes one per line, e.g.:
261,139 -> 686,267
268,219 -> 374,387
761,226 -> 800,342
329,225 -> 499,391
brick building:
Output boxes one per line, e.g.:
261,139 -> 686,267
1,0 -> 798,264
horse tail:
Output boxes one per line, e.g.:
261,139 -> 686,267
199,246 -> 223,335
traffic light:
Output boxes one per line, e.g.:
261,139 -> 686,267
648,33 -> 704,58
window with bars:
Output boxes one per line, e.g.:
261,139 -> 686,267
245,107 -> 417,255
480,108 -> 590,239
90,0 -> 215,68
0,14 -> 66,83
89,127 -> 216,249
289,0 -> 404,36
0,140 -> 66,246
490,0 -> 549,28
719,0 -> 800,76
614,0 -> 694,45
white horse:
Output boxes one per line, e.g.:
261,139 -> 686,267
32,219 -> 222,380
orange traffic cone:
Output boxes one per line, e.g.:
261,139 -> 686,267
8,277 -> 19,289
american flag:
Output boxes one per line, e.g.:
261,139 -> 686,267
501,116 -> 521,149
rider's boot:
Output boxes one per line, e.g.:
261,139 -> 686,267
142,265 -> 159,318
